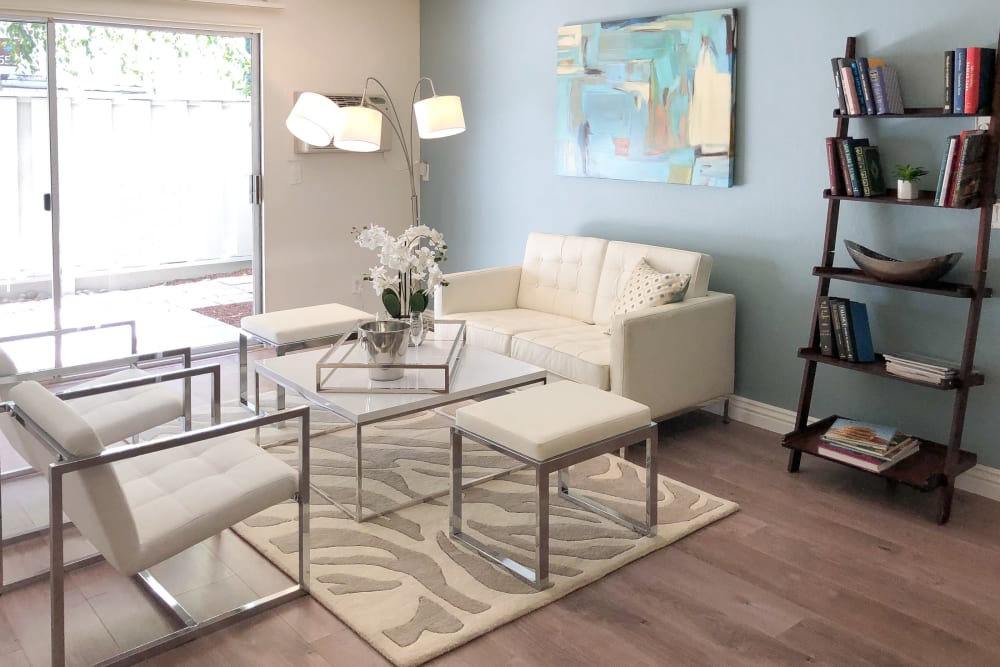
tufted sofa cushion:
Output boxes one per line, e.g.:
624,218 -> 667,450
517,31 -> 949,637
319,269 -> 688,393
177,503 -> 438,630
516,233 -> 608,324
447,308 -> 584,355
510,326 -> 612,389
592,240 -> 712,326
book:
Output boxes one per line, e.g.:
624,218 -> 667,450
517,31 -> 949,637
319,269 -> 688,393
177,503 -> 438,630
954,48 -> 966,114
869,65 -> 888,115
882,351 -> 960,373
817,438 -> 920,473
841,138 -> 869,197
944,50 -> 954,112
837,139 -> 854,196
964,47 -> 981,114
841,64 -> 861,115
831,57 -> 848,114
856,57 -> 877,116
832,298 -> 856,362
847,301 -> 875,363
860,146 -> 886,196
828,297 -> 849,360
850,60 -> 868,115
934,135 -> 960,206
950,130 -> 989,208
942,132 -> 966,206
881,65 -> 905,114
817,296 -> 838,357
823,417 -> 897,451
977,48 -> 996,114
855,145 -> 872,196
825,137 -> 844,196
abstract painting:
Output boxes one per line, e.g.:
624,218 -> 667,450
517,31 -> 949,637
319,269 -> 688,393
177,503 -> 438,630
556,9 -> 737,187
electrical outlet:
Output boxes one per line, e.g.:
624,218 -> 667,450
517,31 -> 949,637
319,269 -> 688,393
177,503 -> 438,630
993,202 -> 1000,229
288,160 -> 302,185
419,162 -> 430,182
976,116 -> 991,131
352,279 -> 363,295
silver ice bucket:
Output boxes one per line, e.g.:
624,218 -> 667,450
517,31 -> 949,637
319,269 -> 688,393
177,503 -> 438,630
358,320 -> 410,381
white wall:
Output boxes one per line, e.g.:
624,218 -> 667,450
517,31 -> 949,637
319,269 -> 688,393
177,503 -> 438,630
0,0 -> 419,312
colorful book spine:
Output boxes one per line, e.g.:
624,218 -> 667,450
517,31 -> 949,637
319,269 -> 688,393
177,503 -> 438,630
935,135 -> 960,206
825,137 -> 844,196
841,65 -> 861,115
850,60 -> 868,115
848,301 -> 875,363
944,50 -> 954,112
869,66 -> 888,115
953,48 -> 966,114
817,296 -> 837,357
978,48 -> 996,114
828,297 -> 849,361
948,130 -> 976,206
831,58 -> 847,114
837,139 -> 854,196
964,47 -> 981,114
833,299 -> 856,362
861,146 -> 886,196
881,66 -> 905,114
855,145 -> 872,196
857,58 -> 877,116
951,130 -> 989,208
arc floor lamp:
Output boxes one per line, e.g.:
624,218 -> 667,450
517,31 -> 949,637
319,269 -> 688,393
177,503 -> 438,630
285,77 -> 465,227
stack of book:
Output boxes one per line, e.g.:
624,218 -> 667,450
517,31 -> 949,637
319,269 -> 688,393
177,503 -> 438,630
883,352 -> 961,386
819,418 -> 921,473
816,296 -> 875,363
944,47 -> 996,114
831,56 -> 904,116
824,136 -> 886,197
933,129 -> 989,207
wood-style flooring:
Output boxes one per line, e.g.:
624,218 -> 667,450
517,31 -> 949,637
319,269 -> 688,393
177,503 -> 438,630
1,350 -> 999,666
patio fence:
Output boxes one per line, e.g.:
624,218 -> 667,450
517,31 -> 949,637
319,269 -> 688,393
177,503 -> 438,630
0,89 -> 252,290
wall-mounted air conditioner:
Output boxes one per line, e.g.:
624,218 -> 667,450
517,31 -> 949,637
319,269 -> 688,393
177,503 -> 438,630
292,92 -> 393,155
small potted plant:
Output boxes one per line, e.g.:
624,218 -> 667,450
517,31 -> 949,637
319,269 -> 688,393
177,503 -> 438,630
894,164 -> 928,200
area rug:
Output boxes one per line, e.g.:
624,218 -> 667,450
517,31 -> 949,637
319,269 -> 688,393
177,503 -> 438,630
230,408 -> 739,666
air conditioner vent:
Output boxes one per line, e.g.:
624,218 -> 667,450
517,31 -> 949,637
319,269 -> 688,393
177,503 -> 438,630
292,92 -> 392,154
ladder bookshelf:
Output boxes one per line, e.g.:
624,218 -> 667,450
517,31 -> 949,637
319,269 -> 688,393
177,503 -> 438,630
782,34 -> 1000,524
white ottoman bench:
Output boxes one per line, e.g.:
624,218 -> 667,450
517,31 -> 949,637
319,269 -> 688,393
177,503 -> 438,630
450,381 -> 658,590
240,303 -> 372,411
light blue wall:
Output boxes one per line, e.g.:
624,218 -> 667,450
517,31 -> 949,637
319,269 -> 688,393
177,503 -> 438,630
420,1 -> 1000,467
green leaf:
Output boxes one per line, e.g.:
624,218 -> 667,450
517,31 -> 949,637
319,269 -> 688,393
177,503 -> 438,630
409,290 -> 428,313
381,289 -> 402,318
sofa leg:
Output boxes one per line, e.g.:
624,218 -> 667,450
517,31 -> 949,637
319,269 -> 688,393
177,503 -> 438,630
722,398 -> 731,424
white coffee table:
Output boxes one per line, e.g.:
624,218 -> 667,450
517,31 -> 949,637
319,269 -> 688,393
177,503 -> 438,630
254,343 -> 546,521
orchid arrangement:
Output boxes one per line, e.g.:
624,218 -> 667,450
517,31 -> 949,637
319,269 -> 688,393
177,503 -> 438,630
353,224 -> 448,318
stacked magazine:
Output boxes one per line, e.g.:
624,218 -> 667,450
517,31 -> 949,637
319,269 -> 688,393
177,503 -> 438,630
818,418 -> 921,473
883,352 -> 960,386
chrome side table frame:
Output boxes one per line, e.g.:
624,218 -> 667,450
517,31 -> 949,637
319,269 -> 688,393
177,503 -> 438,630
450,421 -> 658,590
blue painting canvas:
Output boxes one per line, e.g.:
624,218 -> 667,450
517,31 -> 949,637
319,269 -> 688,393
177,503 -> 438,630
556,9 -> 737,187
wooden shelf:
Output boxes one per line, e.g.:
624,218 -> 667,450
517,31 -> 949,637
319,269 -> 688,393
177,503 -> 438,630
782,415 -> 978,491
822,189 -> 980,208
833,107 -> 987,118
812,267 -> 992,298
797,348 -> 984,389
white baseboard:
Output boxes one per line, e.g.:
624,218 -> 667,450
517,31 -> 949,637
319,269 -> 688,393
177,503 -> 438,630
705,395 -> 1000,503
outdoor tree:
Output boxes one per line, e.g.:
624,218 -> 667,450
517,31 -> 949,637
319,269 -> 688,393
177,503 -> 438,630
0,22 -> 251,98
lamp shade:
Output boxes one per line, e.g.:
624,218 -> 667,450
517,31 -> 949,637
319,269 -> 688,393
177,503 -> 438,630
285,92 -> 340,147
334,106 -> 383,152
414,95 -> 466,139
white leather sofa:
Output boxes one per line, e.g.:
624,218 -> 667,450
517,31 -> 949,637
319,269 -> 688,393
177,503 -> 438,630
435,232 -> 735,420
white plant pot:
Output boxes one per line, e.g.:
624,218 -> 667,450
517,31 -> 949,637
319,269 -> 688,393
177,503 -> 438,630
897,180 -> 919,200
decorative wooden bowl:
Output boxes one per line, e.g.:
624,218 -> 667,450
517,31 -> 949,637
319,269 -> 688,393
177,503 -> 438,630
844,240 -> 961,285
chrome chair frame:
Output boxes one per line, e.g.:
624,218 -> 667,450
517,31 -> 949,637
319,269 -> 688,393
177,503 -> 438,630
450,421 -> 658,590
0,364 -> 222,594
5,401 -> 311,667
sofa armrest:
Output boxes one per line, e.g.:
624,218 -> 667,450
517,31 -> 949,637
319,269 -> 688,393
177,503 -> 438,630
609,291 -> 735,420
434,265 -> 522,317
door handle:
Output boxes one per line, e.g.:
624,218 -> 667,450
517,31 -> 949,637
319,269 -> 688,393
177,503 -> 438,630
43,193 -> 51,211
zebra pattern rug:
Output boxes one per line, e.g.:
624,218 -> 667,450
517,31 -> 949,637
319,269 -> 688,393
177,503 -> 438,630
231,406 -> 738,666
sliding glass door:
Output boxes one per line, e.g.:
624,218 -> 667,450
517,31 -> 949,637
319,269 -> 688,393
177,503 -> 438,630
0,17 -> 262,370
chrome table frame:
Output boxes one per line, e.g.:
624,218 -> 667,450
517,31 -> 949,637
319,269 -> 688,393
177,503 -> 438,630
0,363 -> 222,593
5,402 -> 311,667
254,349 -> 547,523
450,421 -> 658,590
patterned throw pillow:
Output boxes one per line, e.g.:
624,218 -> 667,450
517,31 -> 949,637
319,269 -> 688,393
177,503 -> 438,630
605,259 -> 691,334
